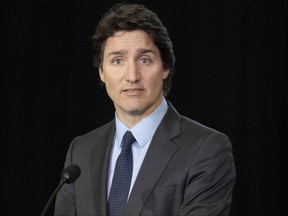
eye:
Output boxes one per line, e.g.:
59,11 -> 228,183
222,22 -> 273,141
140,57 -> 152,65
112,58 -> 123,65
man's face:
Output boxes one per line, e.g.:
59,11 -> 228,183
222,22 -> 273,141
99,30 -> 169,126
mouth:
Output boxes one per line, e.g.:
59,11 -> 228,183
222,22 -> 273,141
123,88 -> 144,92
122,88 -> 144,95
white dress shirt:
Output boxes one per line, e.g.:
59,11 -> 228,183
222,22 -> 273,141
107,97 -> 168,198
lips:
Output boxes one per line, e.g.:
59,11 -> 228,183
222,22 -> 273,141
123,88 -> 144,92
122,88 -> 144,95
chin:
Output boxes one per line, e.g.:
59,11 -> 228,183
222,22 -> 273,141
124,104 -> 146,115
126,106 -> 143,115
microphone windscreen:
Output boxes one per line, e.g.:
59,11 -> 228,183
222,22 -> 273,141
61,164 -> 81,184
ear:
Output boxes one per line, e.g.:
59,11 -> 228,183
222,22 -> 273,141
99,68 -> 105,83
162,69 -> 170,79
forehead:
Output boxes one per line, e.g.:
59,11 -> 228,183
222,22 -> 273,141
103,30 -> 158,54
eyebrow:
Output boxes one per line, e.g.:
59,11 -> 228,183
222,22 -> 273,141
107,48 -> 157,57
137,48 -> 157,55
107,50 -> 127,57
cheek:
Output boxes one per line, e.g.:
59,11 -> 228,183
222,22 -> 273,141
148,76 -> 164,90
103,75 -> 119,90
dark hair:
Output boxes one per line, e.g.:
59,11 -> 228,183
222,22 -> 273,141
91,3 -> 175,96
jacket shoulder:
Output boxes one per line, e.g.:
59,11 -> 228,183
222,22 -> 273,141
78,120 -> 115,140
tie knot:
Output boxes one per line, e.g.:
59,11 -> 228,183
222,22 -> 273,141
122,131 -> 135,148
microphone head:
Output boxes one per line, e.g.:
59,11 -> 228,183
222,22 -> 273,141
61,164 -> 81,184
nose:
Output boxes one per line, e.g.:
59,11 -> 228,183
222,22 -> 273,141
125,61 -> 140,83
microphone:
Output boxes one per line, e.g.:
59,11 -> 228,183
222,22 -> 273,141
40,164 -> 81,216
61,164 -> 81,183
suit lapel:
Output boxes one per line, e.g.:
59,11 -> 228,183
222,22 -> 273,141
126,103 -> 181,215
90,122 -> 115,215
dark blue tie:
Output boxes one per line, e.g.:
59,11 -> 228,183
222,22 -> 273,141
108,131 -> 135,216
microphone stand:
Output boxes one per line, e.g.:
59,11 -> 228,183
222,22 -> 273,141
40,180 -> 65,216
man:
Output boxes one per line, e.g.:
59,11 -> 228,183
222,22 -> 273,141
55,3 -> 236,216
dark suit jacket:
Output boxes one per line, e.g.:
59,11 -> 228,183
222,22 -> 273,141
55,102 -> 236,216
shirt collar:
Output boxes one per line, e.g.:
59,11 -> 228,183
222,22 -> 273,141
115,97 -> 168,148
